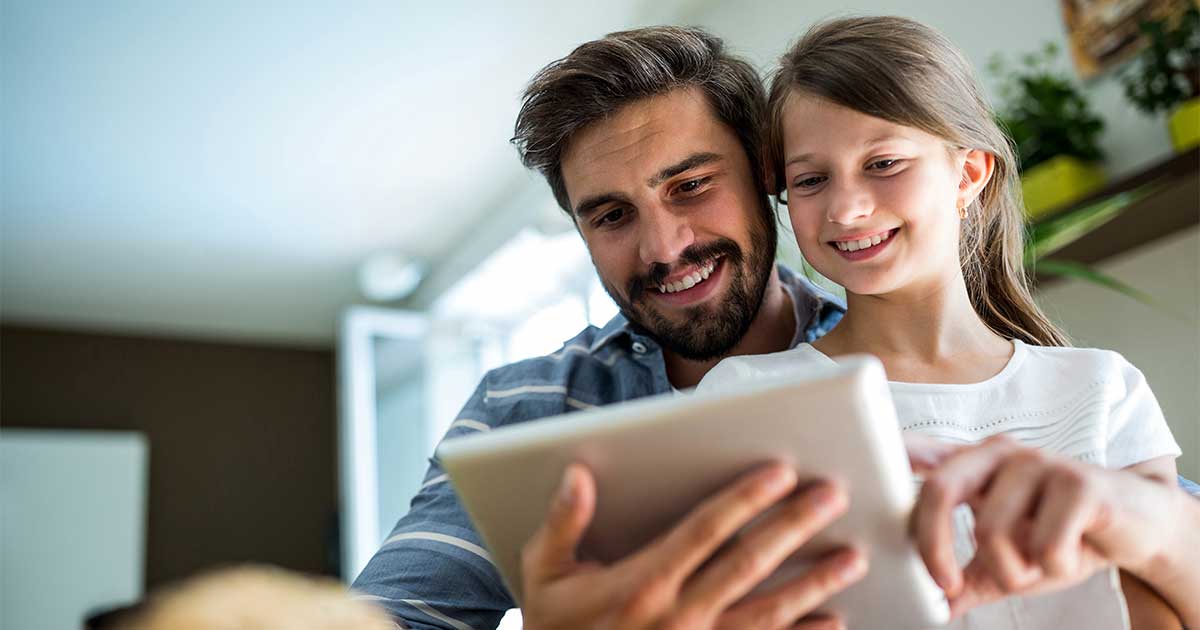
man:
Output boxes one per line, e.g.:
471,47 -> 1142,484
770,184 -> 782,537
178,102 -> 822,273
352,26 -> 863,629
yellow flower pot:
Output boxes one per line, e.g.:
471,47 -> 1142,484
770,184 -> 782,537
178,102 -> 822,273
1020,155 -> 1106,220
1168,97 -> 1200,152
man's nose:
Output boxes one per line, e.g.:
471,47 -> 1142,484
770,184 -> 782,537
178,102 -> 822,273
637,206 -> 695,267
825,178 -> 874,225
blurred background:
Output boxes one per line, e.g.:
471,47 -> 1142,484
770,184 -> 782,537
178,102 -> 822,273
2,1 -> 1197,628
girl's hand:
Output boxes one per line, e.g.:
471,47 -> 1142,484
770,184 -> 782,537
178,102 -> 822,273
909,435 -> 1177,618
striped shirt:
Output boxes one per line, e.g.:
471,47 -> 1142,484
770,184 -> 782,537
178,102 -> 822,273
349,265 -> 846,629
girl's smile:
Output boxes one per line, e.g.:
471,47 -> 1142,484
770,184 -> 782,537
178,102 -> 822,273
828,227 -> 900,260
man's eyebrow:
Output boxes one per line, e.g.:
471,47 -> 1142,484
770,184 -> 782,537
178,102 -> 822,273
572,152 -> 722,219
574,192 -> 631,220
646,152 -> 722,187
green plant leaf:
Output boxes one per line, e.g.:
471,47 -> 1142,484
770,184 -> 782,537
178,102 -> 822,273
1024,184 -> 1159,263
1034,259 -> 1192,323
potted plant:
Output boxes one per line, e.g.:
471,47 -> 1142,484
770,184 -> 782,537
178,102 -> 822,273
989,43 -> 1107,219
1122,5 -> 1200,152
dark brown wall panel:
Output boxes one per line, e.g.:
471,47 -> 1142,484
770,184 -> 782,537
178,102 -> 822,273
0,324 -> 338,588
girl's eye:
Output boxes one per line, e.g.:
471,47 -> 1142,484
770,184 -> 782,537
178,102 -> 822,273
793,175 -> 827,189
868,158 -> 899,171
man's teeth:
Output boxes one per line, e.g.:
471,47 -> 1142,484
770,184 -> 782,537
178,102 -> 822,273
657,260 -> 717,294
836,231 -> 891,252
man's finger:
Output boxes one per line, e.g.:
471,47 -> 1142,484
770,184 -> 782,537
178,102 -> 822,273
628,462 -> 799,592
714,547 -> 866,630
522,463 -> 597,584
789,614 -> 847,630
680,480 -> 849,613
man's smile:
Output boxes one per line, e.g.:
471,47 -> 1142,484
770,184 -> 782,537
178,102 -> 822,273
650,256 -> 726,307
656,256 -> 721,294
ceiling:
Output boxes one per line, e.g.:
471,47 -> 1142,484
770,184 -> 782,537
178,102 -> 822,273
0,0 -> 704,346
3,0 -> 1157,347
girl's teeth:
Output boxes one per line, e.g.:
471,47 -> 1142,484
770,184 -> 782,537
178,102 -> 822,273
836,231 -> 891,253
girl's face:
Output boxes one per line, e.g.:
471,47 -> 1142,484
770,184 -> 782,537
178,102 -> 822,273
780,94 -> 980,298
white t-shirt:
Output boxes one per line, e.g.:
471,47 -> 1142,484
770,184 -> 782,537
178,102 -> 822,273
698,339 -> 1181,629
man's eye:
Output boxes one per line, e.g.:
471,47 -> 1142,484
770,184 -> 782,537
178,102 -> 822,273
868,159 -> 899,171
676,177 -> 709,195
597,207 -> 626,226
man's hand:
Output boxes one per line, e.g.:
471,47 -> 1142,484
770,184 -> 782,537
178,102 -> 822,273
519,462 -> 867,630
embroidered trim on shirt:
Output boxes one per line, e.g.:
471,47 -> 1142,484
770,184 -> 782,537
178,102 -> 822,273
900,379 -> 1111,433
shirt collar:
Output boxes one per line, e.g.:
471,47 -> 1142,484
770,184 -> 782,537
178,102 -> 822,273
589,310 -> 636,353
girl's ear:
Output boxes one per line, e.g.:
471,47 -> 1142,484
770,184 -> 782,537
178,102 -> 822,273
958,149 -> 995,209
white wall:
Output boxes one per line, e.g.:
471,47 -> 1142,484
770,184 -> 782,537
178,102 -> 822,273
692,0 -> 1174,178
1,429 -> 148,630
1036,227 -> 1200,481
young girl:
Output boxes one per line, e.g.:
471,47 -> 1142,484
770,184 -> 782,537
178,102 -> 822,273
698,16 -> 1188,628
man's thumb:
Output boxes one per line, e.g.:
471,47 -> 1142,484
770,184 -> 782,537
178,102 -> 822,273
524,464 -> 596,582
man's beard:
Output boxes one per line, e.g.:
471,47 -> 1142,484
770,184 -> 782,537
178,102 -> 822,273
601,205 -> 778,362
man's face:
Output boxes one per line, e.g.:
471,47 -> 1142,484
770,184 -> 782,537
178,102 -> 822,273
560,87 -> 777,361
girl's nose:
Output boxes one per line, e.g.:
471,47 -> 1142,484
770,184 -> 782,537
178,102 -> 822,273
825,179 -> 874,225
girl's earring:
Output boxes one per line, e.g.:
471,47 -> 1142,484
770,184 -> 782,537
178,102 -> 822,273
957,201 -> 968,220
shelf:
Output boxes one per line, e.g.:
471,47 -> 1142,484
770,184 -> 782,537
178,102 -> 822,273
1031,147 -> 1199,279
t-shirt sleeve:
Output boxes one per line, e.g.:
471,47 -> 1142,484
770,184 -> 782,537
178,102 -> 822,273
1103,353 -> 1182,470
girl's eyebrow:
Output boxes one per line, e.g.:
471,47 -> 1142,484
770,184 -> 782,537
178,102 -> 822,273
786,152 -> 817,167
787,134 -> 918,167
863,134 -> 914,146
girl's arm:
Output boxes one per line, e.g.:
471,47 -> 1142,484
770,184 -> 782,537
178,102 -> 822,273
1102,463 -> 1200,628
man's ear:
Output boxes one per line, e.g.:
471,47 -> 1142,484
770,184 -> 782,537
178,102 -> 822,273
958,149 -> 994,209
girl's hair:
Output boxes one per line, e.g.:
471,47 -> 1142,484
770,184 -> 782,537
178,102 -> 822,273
766,16 -> 1070,347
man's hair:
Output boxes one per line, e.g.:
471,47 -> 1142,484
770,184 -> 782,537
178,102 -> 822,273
513,26 -> 769,215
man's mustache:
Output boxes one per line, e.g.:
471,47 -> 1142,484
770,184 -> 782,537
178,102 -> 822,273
627,238 -> 744,303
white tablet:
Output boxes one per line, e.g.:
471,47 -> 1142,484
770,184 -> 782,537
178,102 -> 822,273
437,355 -> 949,628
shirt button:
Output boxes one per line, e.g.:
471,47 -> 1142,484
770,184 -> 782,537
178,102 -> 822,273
631,341 -> 647,354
